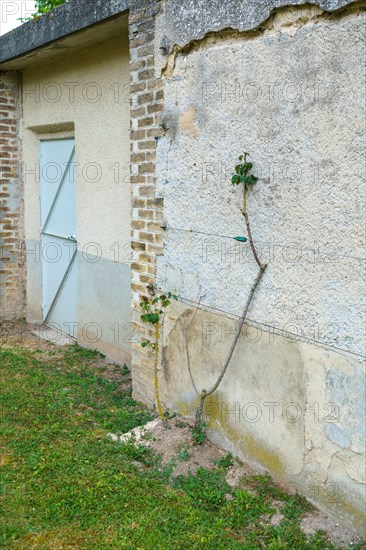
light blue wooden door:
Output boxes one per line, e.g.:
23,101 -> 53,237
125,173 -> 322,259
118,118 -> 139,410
40,139 -> 77,336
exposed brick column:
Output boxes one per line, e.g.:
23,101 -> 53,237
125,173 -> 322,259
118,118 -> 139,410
129,1 -> 164,407
0,72 -> 25,320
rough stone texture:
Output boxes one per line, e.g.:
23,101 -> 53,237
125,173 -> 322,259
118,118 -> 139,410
155,0 -> 360,55
0,72 -> 25,319
0,0 -> 357,67
156,7 -> 366,357
152,2 -> 365,534
129,0 -> 165,407
0,0 -> 129,65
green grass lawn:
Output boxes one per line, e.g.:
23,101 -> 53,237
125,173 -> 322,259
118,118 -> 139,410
0,342 -> 350,549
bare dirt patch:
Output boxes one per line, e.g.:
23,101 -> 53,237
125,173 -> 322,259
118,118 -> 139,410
110,416 -> 365,548
147,417 -> 230,476
0,320 -> 63,352
109,416 -> 251,479
0,320 -> 132,390
301,511 -> 364,548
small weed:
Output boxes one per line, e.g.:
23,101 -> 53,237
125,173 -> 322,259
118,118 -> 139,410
282,494 -> 312,520
215,453 -> 234,469
191,422 -> 207,445
177,447 -> 190,462
224,487 -> 274,528
121,364 -> 130,375
174,468 -> 230,511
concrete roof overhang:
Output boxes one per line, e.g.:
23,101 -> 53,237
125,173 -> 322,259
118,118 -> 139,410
0,0 -> 129,71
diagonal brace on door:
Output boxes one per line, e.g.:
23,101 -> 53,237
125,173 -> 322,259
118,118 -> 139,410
44,246 -> 77,324
41,146 -> 75,235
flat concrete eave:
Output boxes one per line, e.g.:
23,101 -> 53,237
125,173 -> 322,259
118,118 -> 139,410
0,0 -> 129,69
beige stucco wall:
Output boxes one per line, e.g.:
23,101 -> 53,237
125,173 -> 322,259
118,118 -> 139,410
21,34 -> 133,363
161,301 -> 365,532
154,5 -> 366,532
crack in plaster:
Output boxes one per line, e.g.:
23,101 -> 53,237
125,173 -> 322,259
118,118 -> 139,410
161,1 -> 366,78
324,450 -> 342,484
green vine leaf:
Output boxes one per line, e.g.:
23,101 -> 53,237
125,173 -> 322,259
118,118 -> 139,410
244,175 -> 258,185
141,313 -> 160,324
231,153 -> 258,190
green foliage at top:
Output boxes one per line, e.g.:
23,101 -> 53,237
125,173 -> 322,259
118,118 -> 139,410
140,291 -> 177,350
215,453 -> 234,469
191,422 -> 207,445
140,292 -> 177,325
231,151 -> 259,188
29,0 -> 67,19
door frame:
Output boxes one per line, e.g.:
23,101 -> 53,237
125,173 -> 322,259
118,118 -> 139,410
38,131 -> 77,337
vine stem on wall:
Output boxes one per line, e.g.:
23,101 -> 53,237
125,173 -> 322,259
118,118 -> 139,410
243,185 -> 263,269
154,321 -> 165,420
190,263 -> 266,427
186,157 -> 267,428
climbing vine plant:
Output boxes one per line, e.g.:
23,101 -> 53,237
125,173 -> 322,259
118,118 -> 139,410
139,152 -> 267,432
231,152 -> 262,268
187,152 -> 267,428
140,292 -> 177,420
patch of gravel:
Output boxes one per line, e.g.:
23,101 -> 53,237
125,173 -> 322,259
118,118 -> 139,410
301,511 -> 364,548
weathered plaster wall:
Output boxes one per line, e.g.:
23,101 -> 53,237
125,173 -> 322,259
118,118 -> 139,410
0,72 -> 25,319
150,0 -> 366,533
156,5 -> 365,357
162,301 -> 365,531
21,35 -> 132,363
156,0 -> 360,50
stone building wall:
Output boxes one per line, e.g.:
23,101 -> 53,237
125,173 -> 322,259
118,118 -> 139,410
0,0 -> 364,533
129,0 -> 366,533
129,0 -> 166,406
0,72 -> 25,319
